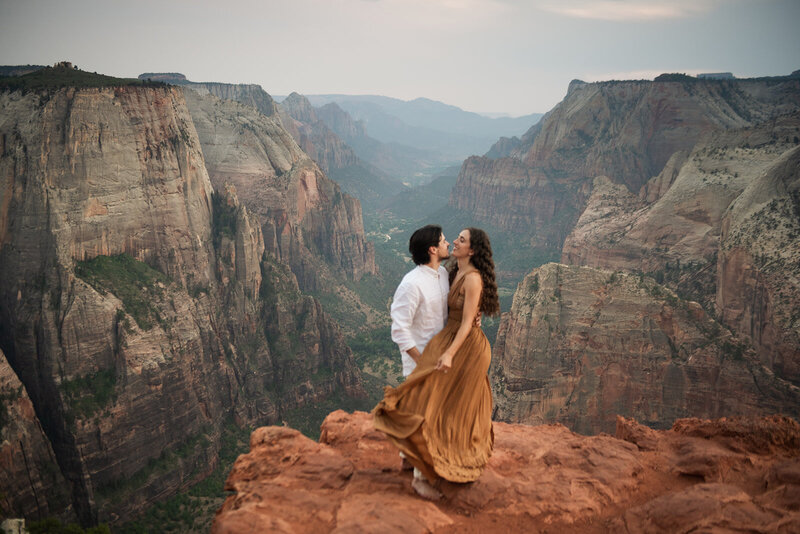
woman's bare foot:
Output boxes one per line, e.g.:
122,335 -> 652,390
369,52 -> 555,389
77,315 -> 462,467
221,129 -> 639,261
412,477 -> 443,500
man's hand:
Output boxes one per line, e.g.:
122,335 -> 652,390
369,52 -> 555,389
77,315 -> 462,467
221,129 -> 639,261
473,311 -> 482,328
407,347 -> 422,363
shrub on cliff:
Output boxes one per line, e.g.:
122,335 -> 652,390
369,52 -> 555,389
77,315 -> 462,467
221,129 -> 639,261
0,65 -> 168,92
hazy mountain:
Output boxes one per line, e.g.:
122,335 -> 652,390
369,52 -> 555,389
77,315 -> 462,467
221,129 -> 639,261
276,93 -> 408,208
277,94 -> 543,163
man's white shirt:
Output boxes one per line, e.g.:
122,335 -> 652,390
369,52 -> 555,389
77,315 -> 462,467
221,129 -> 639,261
391,264 -> 449,377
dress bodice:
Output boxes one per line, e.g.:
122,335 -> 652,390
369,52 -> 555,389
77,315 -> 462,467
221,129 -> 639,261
447,270 -> 478,323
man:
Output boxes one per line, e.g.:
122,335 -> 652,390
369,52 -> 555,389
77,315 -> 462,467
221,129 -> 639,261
391,225 -> 450,378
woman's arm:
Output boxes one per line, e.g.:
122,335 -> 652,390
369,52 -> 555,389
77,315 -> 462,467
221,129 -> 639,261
435,273 -> 481,372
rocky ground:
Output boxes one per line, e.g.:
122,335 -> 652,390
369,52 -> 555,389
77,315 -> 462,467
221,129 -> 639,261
212,411 -> 800,533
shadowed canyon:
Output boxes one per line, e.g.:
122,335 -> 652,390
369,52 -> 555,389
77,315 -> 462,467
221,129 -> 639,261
1,64 -> 799,532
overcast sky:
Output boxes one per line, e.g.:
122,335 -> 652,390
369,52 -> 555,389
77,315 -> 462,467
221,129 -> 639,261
1,0 -> 798,116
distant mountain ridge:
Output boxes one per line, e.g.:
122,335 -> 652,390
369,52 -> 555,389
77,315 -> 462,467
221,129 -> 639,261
279,94 -> 543,163
277,93 -> 408,208
302,93 -> 541,136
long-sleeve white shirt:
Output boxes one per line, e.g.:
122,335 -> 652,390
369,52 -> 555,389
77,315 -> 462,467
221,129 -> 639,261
391,264 -> 449,377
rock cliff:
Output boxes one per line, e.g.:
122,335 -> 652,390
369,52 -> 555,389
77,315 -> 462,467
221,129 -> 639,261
0,348 -> 71,521
450,78 -> 800,271
212,410 -> 800,533
278,93 -> 405,207
490,263 -> 799,434
279,93 -> 359,171
717,146 -> 800,385
562,112 -> 800,309
0,81 -> 363,525
182,88 -> 376,291
180,81 -> 277,118
453,76 -> 800,408
561,110 -> 800,385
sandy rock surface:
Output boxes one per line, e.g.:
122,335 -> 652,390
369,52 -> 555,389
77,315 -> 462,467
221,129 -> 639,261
212,411 -> 800,533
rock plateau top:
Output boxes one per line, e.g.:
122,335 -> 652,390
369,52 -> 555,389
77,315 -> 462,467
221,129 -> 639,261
212,410 -> 800,533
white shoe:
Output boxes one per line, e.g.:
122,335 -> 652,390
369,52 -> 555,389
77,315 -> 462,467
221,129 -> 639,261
412,476 -> 443,501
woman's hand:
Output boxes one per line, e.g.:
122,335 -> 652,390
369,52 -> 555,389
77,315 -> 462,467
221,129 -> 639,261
435,350 -> 454,373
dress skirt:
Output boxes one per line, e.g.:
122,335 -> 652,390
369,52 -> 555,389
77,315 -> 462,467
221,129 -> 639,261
373,285 -> 494,483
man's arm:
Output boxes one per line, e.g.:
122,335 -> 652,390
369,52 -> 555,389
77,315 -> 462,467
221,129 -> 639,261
391,280 -> 421,362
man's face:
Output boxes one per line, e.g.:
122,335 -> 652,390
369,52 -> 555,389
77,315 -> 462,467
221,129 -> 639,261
436,233 -> 450,260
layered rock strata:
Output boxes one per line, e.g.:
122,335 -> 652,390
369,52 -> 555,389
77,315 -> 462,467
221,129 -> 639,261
183,88 -> 376,291
278,93 -> 360,172
450,77 -> 800,269
562,113 -> 800,310
212,410 -> 800,533
717,146 -> 800,385
0,84 -> 363,525
181,81 -> 277,118
0,348 -> 71,521
561,113 -> 800,382
278,93 -> 405,207
490,263 -> 799,434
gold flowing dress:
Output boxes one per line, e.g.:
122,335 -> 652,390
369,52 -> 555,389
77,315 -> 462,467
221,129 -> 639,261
373,271 -> 494,483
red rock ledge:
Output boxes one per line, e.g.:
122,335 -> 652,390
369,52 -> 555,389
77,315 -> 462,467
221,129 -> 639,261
211,411 -> 800,533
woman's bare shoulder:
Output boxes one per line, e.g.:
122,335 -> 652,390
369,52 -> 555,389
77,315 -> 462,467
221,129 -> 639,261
464,271 -> 482,289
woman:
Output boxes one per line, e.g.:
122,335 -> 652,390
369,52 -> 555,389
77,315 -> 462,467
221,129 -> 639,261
373,227 -> 500,499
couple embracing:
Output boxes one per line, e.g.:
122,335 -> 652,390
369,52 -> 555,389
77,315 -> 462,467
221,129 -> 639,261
372,225 -> 500,500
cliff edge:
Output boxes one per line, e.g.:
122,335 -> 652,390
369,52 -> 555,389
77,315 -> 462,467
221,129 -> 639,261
211,411 -> 800,533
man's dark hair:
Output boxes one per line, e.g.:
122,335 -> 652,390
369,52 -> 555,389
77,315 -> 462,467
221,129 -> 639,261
409,225 -> 442,265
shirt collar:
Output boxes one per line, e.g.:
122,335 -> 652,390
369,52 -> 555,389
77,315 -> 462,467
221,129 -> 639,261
419,264 -> 440,278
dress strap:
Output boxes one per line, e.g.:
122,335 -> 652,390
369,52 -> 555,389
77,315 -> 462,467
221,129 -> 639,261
452,268 -> 479,289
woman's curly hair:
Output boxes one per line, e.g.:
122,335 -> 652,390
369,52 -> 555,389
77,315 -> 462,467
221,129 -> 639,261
448,227 -> 500,316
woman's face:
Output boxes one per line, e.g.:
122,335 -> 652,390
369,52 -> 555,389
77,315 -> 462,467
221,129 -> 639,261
451,229 -> 472,260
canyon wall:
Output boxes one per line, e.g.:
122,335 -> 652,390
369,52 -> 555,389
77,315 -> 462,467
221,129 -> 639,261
183,88 -> 376,291
490,263 -> 799,435
277,93 -> 360,173
451,77 -> 800,420
182,81 -> 277,118
450,78 -> 800,264
716,146 -> 800,384
0,81 -> 363,525
278,93 -> 406,207
0,348 -> 71,521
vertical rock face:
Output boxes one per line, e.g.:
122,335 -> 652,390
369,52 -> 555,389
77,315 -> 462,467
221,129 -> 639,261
562,113 -> 800,305
315,102 -> 369,141
0,348 -> 71,521
0,86 -> 216,287
561,110 -> 800,380
491,263 -> 799,435
0,85 -> 222,525
450,155 -> 582,245
182,82 -> 277,118
183,88 -> 376,290
717,147 -> 800,385
278,93 -> 405,208
520,81 -> 756,191
0,83 -> 363,525
277,93 -> 360,173
450,79 -> 800,264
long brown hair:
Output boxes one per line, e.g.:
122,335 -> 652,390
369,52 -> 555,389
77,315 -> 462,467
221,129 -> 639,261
448,227 -> 500,316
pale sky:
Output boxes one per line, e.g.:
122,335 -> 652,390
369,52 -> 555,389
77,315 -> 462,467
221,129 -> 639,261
1,0 -> 798,116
